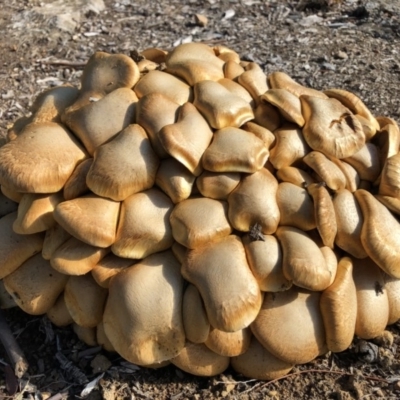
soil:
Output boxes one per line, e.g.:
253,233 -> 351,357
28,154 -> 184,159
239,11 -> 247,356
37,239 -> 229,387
1,0 -> 400,399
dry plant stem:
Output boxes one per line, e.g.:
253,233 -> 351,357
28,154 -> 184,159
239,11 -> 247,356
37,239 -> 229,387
0,309 -> 29,378
241,369 -> 389,394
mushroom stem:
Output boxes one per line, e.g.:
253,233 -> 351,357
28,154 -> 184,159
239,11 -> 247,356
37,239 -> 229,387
0,309 -> 29,378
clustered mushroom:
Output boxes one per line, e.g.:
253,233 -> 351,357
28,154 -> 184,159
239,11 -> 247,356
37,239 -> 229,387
1,42 -> 400,381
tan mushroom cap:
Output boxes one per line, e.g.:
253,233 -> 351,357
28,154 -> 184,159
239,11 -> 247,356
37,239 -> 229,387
223,60 -> 245,81
63,88 -> 138,155
268,71 -> 328,99
13,192 -> 63,235
203,127 -> 268,174
140,47 -> 168,63
383,274 -> 400,325
3,253 -> 68,315
306,182 -> 337,249
42,224 -> 71,260
193,80 -> 254,129
182,235 -> 262,332
276,226 -> 332,291
333,189 -> 367,259
63,159 -> 93,200
64,274 -> 108,328
375,194 -> 400,216
205,326 -> 252,357
251,288 -> 327,365
136,93 -> 180,159
170,198 -> 231,249
228,168 -> 280,234
171,342 -> 229,377
217,78 -> 254,105
196,171 -> 241,200
112,188 -> 174,259
1,185 -> 23,203
243,234 -> 291,292
171,241 -> 188,264
103,251 -> 185,365
353,257 -> 389,339
320,257 -> 357,352
276,166 -> 315,188
0,212 -> 44,279
375,122 -> 400,163
70,51 -> 140,110
379,152 -> 400,198
134,70 -> 192,105
73,324 -> 98,347
97,321 -> 115,352
254,101 -> 281,132
46,294 -> 74,327
355,189 -> 400,278
54,194 -> 120,248
276,182 -> 316,231
329,158 -> 360,193
241,121 -> 276,149
159,102 -> 213,176
183,284 -> 210,344
87,124 -> 159,200
301,95 -> 365,159
231,336 -> 294,380
261,89 -> 305,127
269,123 -> 311,169
51,236 -> 109,276
155,158 -> 195,204
137,59 -> 158,73
303,151 -> 346,191
0,122 -> 87,193
320,245 -> 338,286
165,43 -> 225,85
343,143 -> 380,182
237,62 -> 269,101
355,114 -> 377,142
323,88 -> 380,133
91,253 -> 136,289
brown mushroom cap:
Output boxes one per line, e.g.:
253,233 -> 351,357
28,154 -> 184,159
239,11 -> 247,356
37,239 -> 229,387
320,257 -> 357,352
0,280 -> 17,309
112,188 -> 174,259
383,273 -> 400,325
159,102 -> 213,176
196,171 -> 241,200
202,127 -> 268,173
63,159 -> 93,200
182,284 -> 210,344
86,124 -> 159,201
64,274 -> 108,328
231,336 -> 294,380
343,143 -> 380,182
0,212 -> 44,279
42,224 -> 71,260
13,192 -> 63,235
54,194 -> 120,248
276,226 -> 332,291
63,88 -> 138,155
3,253 -> 68,315
182,235 -> 262,332
103,251 -> 185,365
73,324 -> 98,347
97,321 -> 115,352
193,80 -> 254,129
0,122 -> 87,193
170,197 -> 231,249
228,168 -> 280,234
251,288 -> 327,364
134,70 -> 192,105
205,326 -> 252,357
46,294 -> 74,327
171,341 -> 229,377
301,95 -> 365,159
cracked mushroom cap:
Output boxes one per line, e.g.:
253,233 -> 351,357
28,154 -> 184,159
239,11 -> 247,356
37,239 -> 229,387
86,124 -> 159,201
103,251 -> 185,366
301,95 -> 365,159
0,122 -> 87,193
182,235 -> 262,332
0,212 -> 44,280
3,253 -> 68,315
251,288 -> 327,365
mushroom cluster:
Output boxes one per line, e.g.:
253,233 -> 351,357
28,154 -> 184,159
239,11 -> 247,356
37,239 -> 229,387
1,42 -> 400,380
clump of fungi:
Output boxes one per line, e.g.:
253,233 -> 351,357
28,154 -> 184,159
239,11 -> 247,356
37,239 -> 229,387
1,42 -> 400,380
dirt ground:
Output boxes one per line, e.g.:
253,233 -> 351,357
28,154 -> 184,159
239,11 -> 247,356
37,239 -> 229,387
1,0 -> 400,399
